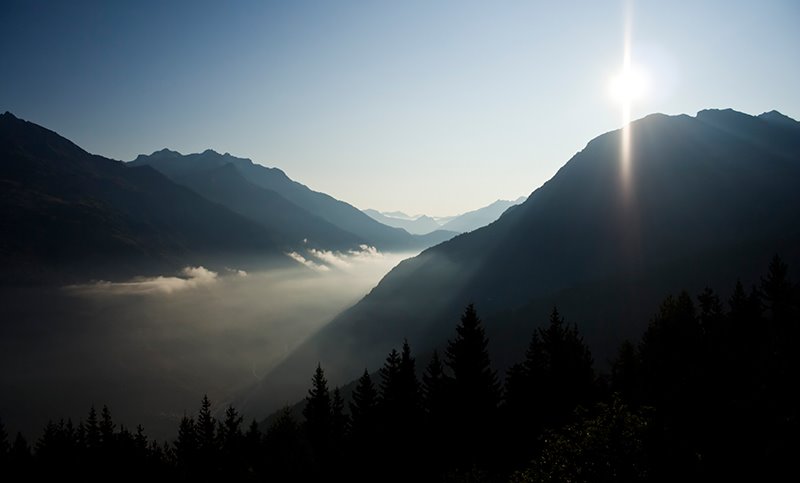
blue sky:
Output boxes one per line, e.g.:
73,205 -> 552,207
2,0 -> 798,215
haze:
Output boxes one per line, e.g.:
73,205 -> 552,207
0,251 -> 413,439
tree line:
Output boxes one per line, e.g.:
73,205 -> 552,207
1,256 -> 797,481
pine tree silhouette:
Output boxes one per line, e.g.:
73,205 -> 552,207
174,414 -> 197,477
303,363 -> 331,471
349,369 -> 378,444
331,387 -> 349,443
444,303 -> 500,468
348,368 -> 379,480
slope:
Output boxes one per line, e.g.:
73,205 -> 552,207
440,196 -> 527,233
240,109 -> 800,417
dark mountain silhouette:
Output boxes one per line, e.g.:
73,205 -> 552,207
0,112 -> 289,283
131,150 -> 457,251
439,196 -> 527,233
241,109 -> 800,417
159,162 -> 364,251
362,210 -> 443,235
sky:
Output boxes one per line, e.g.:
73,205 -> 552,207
2,0 -> 798,216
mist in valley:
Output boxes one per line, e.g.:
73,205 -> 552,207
0,248 -> 414,440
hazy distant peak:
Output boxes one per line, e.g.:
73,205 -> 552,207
2,111 -> 18,119
758,110 -> 798,126
157,147 -> 182,156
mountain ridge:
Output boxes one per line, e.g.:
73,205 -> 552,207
131,149 -> 457,251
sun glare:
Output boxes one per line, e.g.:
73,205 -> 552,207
610,67 -> 647,104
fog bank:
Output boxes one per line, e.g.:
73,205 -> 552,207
0,249 -> 413,440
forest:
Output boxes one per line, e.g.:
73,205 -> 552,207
1,256 -> 797,482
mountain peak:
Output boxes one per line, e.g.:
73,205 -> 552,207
2,111 -> 18,120
758,110 -> 798,127
202,148 -> 220,156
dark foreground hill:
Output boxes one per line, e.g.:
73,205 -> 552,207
0,113 -> 289,283
242,109 -> 800,416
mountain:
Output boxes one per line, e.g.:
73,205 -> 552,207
363,209 -> 443,235
439,196 -> 527,233
131,150 -> 458,251
0,112 -> 289,283
241,109 -> 800,416
364,197 -> 526,235
151,161 -> 365,252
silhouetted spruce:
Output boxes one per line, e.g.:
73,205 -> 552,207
398,339 -> 421,418
196,395 -> 217,458
444,303 -> 500,467
219,405 -> 244,478
99,405 -> 115,447
174,414 -> 197,476
378,346 -> 402,460
422,349 -> 448,420
504,307 -> 596,470
330,387 -> 349,443
303,363 -> 331,468
379,348 -> 402,413
349,369 -> 378,443
377,341 -> 422,479
85,405 -> 100,451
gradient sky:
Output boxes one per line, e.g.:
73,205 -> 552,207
2,0 -> 798,215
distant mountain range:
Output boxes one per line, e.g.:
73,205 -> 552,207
363,196 -> 527,235
0,113 -> 457,282
242,108 -> 800,417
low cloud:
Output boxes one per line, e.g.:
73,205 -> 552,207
287,251 -> 331,272
300,245 -> 384,271
67,266 -> 220,295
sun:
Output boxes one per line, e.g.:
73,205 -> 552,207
609,66 -> 648,104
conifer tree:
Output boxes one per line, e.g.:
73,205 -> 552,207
196,395 -> 217,456
174,414 -> 197,475
348,369 -> 379,480
330,387 -> 349,442
99,405 -> 115,449
303,363 -> 332,466
422,350 -> 448,419
445,304 -> 500,412
220,405 -> 243,452
398,339 -> 421,416
349,369 -> 378,443
379,348 -> 402,411
85,406 -> 100,451
444,304 -> 500,466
